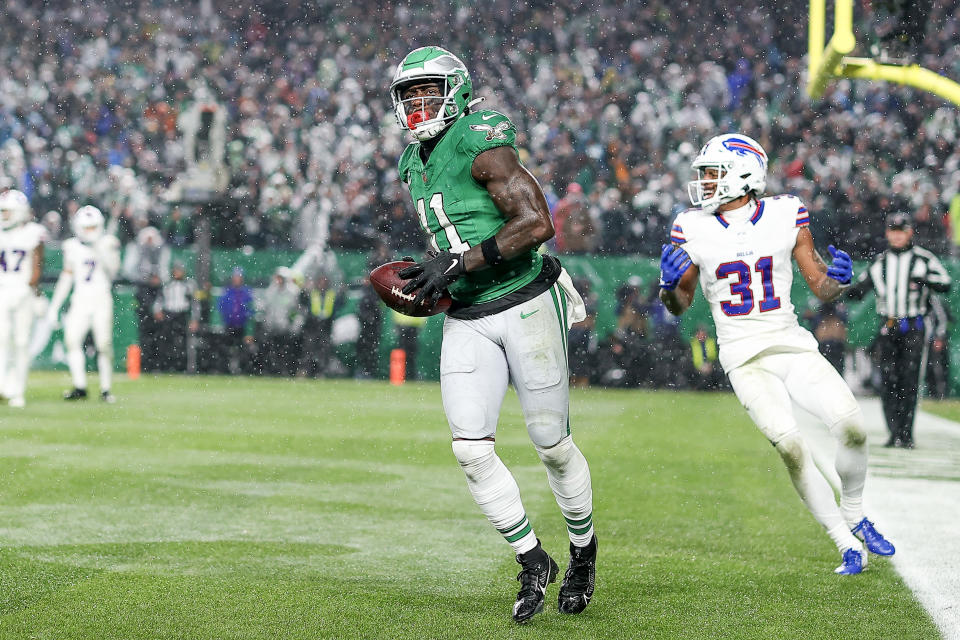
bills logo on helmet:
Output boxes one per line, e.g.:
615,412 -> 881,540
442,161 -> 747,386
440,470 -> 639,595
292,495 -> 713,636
720,137 -> 767,168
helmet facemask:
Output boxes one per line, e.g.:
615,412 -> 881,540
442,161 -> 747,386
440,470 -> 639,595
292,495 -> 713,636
390,47 -> 472,142
392,77 -> 459,141
687,134 -> 767,209
688,163 -> 740,209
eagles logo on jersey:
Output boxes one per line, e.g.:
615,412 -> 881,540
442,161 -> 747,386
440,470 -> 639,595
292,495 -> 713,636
469,121 -> 512,141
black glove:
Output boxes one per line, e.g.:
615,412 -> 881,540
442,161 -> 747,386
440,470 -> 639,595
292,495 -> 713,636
399,250 -> 465,306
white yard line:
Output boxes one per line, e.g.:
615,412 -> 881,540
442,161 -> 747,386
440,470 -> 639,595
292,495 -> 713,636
797,397 -> 960,640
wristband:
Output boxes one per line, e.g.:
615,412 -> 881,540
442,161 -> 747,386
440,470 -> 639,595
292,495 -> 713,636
481,236 -> 504,266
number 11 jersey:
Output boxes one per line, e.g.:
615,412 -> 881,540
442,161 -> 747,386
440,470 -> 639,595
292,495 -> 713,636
670,195 -> 819,372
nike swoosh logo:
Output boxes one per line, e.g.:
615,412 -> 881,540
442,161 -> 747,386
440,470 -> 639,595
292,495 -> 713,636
520,309 -> 539,319
481,114 -> 496,120
443,259 -> 460,274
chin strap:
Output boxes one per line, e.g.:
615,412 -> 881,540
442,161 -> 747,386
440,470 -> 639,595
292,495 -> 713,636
466,97 -> 485,110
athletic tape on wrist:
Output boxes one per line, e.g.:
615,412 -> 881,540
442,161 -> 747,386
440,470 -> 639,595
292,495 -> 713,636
481,236 -> 504,266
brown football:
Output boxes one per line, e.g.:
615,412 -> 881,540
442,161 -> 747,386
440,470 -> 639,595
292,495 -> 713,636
369,261 -> 453,317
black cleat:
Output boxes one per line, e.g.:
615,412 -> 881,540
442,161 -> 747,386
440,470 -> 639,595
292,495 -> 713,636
558,535 -> 597,614
512,540 -> 558,623
100,390 -> 116,404
63,388 -> 88,401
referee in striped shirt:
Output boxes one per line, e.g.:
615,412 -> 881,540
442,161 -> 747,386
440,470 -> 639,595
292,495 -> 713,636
847,212 -> 951,448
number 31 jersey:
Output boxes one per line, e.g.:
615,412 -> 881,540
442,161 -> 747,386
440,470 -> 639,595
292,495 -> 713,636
671,195 -> 819,372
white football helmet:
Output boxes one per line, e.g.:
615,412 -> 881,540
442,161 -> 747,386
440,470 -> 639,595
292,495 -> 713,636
687,133 -> 767,208
0,189 -> 31,229
390,46 -> 474,142
72,205 -> 105,243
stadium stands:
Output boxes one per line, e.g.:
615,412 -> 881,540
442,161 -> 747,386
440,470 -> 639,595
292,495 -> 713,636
1,0 -> 958,260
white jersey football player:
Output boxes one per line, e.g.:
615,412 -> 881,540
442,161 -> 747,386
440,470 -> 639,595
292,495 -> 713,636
47,205 -> 121,403
658,134 -> 895,575
0,190 -> 46,408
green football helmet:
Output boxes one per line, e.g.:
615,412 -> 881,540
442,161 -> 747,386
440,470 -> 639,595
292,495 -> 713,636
390,46 -> 473,141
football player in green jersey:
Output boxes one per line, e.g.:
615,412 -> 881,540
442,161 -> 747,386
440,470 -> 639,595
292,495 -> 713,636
390,46 -> 596,623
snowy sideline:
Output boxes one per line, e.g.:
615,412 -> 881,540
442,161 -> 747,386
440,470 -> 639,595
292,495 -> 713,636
797,396 -> 960,640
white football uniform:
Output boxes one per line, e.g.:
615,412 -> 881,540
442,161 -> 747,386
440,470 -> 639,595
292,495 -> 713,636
0,222 -> 46,402
672,194 -> 863,439
673,195 -> 868,556
672,195 -> 820,373
60,235 -> 121,391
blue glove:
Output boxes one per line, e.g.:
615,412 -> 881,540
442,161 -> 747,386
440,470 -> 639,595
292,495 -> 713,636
659,244 -> 692,290
826,244 -> 852,285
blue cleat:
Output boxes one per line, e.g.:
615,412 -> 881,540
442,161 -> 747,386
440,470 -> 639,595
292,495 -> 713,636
852,518 -> 896,556
834,548 -> 866,575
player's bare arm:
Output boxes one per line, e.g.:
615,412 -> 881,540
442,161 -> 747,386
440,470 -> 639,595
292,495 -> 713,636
463,146 -> 553,272
659,260 -> 699,316
793,227 -> 848,301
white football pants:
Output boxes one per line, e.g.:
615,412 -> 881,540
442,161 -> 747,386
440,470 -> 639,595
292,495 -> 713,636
441,283 -> 572,446
727,348 -> 867,551
0,287 -> 35,401
63,297 -> 114,391
443,279 -> 594,551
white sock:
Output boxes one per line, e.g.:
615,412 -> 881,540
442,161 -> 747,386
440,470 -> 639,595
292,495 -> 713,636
827,523 -> 864,554
536,436 -> 594,547
97,350 -> 112,392
452,440 -> 537,554
7,345 -> 29,399
67,348 -> 87,390
830,413 -> 868,528
776,434 -> 860,552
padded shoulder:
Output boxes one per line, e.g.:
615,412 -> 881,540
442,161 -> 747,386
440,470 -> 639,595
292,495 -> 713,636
455,110 -> 517,158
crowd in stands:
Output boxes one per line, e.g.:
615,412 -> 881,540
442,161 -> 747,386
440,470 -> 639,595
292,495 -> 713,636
1,0 -> 959,261
3,0 -> 958,390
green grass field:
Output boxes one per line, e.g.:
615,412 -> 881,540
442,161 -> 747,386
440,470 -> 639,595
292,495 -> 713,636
920,399 -> 960,423
0,372 -> 938,639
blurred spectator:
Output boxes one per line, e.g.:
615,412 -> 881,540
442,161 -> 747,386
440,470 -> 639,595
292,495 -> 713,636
392,311 -> 427,382
355,245 -> 389,379
135,273 -> 164,372
688,325 -> 726,391
163,206 -> 194,248
256,267 -> 303,376
950,191 -> 960,256
41,210 -> 63,246
552,183 -> 586,253
596,276 -> 653,387
568,277 -> 598,387
644,280 -> 687,388
0,0 -> 953,258
925,294 -> 951,399
297,273 -> 344,377
218,267 -> 255,375
123,226 -> 171,284
807,300 -> 850,376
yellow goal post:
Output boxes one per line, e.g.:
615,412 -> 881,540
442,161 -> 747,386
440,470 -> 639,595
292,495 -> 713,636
807,0 -> 960,106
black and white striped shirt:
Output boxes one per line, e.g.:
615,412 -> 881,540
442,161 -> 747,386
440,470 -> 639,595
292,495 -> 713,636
154,278 -> 197,316
848,245 -> 951,318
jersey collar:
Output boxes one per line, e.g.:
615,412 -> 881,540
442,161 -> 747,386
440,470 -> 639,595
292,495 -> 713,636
715,199 -> 763,228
